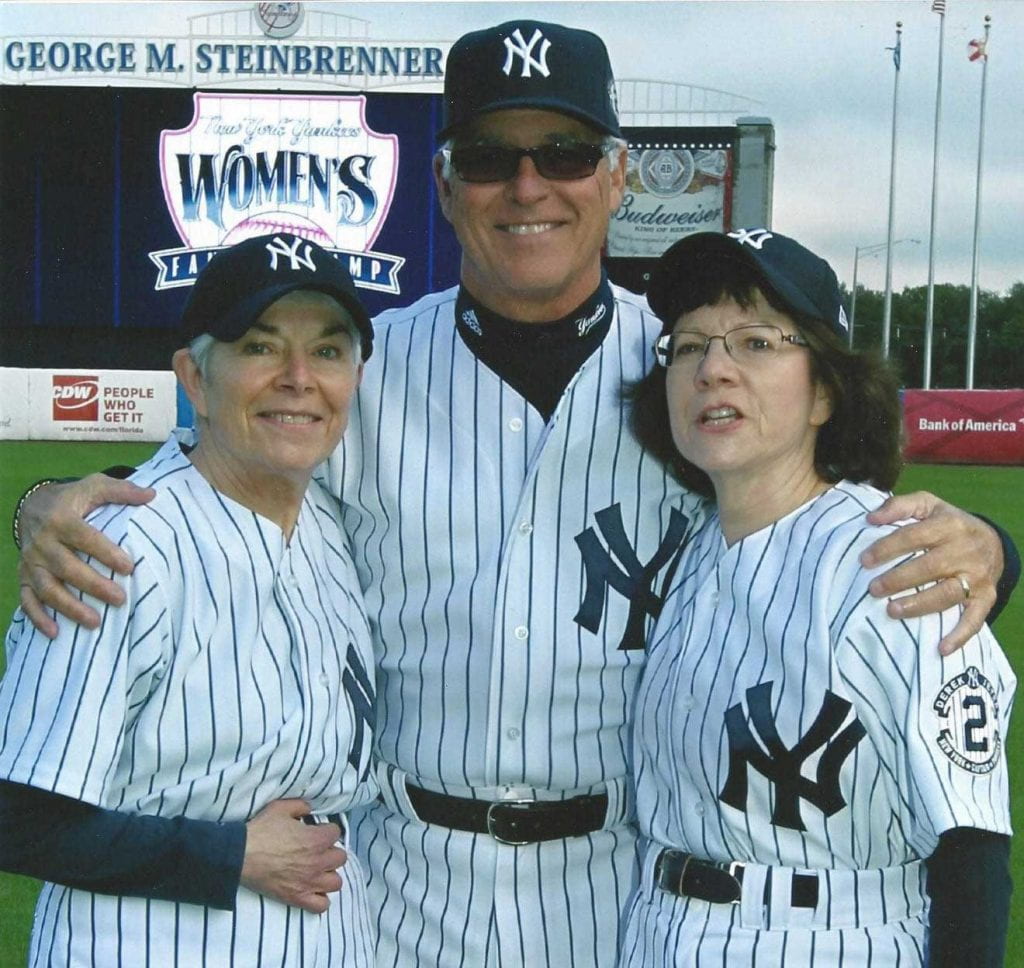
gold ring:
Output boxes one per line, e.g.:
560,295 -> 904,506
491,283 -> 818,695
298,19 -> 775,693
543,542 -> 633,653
956,574 -> 971,600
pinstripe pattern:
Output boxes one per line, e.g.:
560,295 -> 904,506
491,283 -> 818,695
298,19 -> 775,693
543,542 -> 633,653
318,284 -> 706,967
621,480 -> 1015,966
0,437 -> 378,967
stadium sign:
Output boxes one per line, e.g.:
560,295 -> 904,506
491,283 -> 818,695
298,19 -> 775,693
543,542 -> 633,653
18,370 -> 179,442
150,92 -> 404,294
902,389 -> 1024,466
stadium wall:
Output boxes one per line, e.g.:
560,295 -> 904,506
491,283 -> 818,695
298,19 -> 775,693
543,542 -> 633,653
4,365 -> 1022,463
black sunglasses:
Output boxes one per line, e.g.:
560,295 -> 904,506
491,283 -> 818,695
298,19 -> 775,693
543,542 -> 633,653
444,143 -> 608,183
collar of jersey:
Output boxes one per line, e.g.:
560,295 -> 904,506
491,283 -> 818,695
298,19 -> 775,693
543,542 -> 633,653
454,274 -> 614,348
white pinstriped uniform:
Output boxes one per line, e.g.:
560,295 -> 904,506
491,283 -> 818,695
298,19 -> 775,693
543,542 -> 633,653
319,284 -> 705,967
0,436 -> 378,968
620,481 -> 1014,967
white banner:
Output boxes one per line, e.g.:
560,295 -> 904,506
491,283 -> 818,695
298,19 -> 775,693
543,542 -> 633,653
0,367 -> 30,439
607,147 -> 731,258
0,3 -> 449,92
1,368 -> 179,442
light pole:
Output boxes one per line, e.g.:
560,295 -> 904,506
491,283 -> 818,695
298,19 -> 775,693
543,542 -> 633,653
881,21 -> 903,359
849,238 -> 920,348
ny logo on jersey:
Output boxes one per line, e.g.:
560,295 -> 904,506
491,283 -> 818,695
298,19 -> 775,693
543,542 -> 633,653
574,503 -> 690,651
727,228 -> 773,250
719,681 -> 866,831
265,235 -> 318,272
342,643 -> 376,783
502,28 -> 552,78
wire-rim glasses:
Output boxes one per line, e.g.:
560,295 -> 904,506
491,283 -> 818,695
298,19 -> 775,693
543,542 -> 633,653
654,324 -> 810,369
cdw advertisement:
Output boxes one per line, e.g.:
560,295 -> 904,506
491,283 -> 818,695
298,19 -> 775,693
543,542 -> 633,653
13,369 -> 179,442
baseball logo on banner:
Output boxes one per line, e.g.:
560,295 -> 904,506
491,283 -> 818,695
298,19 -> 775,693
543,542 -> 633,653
255,2 -> 305,39
151,92 -> 405,295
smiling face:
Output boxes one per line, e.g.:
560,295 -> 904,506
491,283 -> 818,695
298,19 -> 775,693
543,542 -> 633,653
174,290 -> 363,515
434,108 -> 626,322
665,291 -> 832,502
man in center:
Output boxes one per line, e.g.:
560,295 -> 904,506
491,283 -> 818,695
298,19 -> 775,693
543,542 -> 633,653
332,23 -> 683,965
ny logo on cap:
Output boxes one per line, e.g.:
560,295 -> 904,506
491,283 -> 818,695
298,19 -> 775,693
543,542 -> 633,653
728,228 -> 773,250
265,235 -> 318,272
502,28 -> 551,78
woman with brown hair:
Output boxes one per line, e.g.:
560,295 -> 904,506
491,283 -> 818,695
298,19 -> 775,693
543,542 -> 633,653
620,229 -> 1013,967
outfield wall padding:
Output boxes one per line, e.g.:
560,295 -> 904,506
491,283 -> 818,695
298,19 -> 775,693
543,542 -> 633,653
902,389 -> 1024,466
1,367 -> 177,442
5,369 -> 1022,465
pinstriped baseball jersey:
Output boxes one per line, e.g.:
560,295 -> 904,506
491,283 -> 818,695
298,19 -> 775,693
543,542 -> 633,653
621,480 -> 1015,967
319,284 -> 706,967
0,436 -> 378,968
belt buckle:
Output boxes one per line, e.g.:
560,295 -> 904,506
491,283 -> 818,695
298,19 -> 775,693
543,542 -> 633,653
726,861 -> 745,904
485,798 -> 535,845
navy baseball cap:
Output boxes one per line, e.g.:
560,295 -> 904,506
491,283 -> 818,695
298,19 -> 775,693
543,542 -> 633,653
438,20 -> 622,140
180,233 -> 373,360
646,228 -> 851,340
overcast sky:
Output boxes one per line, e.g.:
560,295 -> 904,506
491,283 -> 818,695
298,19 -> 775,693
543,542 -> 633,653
4,0 -> 1022,293
363,0 -> 1024,295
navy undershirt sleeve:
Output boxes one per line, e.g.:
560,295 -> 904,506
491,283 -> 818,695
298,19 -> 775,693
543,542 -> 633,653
0,780 -> 245,910
978,514 -> 1020,625
926,826 -> 1011,967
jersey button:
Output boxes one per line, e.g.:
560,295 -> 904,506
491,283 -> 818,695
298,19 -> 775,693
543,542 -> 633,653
506,727 -> 521,740
694,801 -> 706,816
514,625 -> 529,640
319,672 -> 330,687
508,417 -> 524,432
518,521 -> 533,535
679,695 -> 695,711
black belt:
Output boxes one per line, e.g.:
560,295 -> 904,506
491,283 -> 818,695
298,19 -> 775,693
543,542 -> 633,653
404,784 -> 608,845
654,849 -> 819,909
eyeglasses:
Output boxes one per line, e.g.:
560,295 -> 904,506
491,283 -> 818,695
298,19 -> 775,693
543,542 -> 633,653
654,324 -> 810,369
443,143 -> 608,183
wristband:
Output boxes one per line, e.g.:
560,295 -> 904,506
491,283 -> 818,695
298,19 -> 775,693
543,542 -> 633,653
12,478 -> 61,550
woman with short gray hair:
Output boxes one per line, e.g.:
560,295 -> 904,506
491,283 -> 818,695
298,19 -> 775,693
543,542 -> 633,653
0,233 -> 379,967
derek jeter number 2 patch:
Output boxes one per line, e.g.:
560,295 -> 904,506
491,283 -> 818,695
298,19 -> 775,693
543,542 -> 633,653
933,666 -> 1002,774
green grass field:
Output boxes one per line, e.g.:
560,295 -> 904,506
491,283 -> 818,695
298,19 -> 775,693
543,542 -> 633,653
0,441 -> 1022,963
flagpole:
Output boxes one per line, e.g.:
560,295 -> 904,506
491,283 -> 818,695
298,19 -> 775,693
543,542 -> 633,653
923,4 -> 946,388
966,15 -> 991,390
881,22 -> 902,359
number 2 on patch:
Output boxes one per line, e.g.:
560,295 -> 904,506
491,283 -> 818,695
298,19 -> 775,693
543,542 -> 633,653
962,695 -> 989,753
